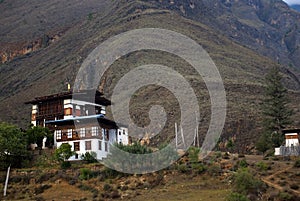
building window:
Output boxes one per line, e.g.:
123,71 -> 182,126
119,131 -> 121,136
99,141 -> 102,150
67,129 -> 72,139
104,129 -> 109,141
104,142 -> 108,152
74,142 -> 80,151
85,141 -> 91,150
123,130 -> 125,135
92,127 -> 99,136
56,130 -> 62,140
80,128 -> 86,138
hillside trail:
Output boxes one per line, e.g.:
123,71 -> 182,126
261,166 -> 300,195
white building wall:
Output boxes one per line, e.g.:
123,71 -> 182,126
285,133 -> 300,147
117,127 -> 129,145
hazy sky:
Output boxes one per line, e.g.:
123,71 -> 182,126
282,0 -> 300,5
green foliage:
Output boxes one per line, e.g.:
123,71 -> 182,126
261,66 -> 294,148
294,159 -> 300,168
233,168 -> 264,196
227,139 -> 234,149
81,152 -> 98,164
226,192 -> 250,201
256,161 -> 270,171
177,164 -> 189,173
54,143 -> 74,168
237,159 -> 248,168
278,192 -> 293,201
79,168 -> 94,180
115,142 -> 153,154
191,163 -> 206,174
0,122 -> 29,169
207,164 -> 222,176
26,126 -> 53,148
187,146 -> 200,163
256,132 -> 272,154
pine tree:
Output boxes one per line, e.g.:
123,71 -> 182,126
259,66 -> 293,148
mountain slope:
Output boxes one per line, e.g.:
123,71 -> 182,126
136,0 -> 300,70
1,0 -> 300,150
291,4 -> 300,12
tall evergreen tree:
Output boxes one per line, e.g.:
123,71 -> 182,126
259,66 -> 293,148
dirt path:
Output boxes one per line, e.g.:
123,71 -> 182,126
261,166 -> 300,195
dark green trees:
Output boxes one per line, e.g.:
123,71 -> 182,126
257,66 -> 293,152
54,143 -> 75,168
0,122 -> 28,169
26,126 -> 53,149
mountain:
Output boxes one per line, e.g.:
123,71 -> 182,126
291,4 -> 300,12
1,0 -> 300,150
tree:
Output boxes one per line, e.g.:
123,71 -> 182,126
259,66 -> 293,148
54,143 -> 74,168
26,126 -> 53,149
0,122 -> 28,169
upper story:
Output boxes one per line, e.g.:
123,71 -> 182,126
25,89 -> 111,128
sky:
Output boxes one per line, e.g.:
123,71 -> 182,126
282,0 -> 300,5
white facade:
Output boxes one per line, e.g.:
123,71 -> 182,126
285,133 -> 299,147
55,127 -> 129,161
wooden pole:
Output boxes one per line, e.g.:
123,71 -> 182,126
175,123 -> 178,149
3,165 -> 11,197
181,126 -> 186,149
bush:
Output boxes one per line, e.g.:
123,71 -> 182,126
256,161 -> 270,171
177,164 -> 189,173
60,161 -> 71,169
207,164 -> 222,176
290,183 -> 299,190
81,152 -> 98,164
238,159 -> 248,168
294,159 -> 300,168
278,192 -> 293,201
187,147 -> 200,163
103,183 -> 113,192
79,168 -> 94,180
226,192 -> 250,201
191,163 -> 206,174
233,168 -> 264,196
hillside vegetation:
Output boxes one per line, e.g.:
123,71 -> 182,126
0,0 -> 300,150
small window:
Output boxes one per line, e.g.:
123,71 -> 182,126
104,129 -> 109,141
85,141 -> 91,150
74,142 -> 80,151
123,130 -> 125,135
104,142 -> 108,152
92,127 -> 99,136
99,141 -> 102,151
56,130 -> 62,140
119,131 -> 121,136
80,128 -> 86,138
67,129 -> 72,139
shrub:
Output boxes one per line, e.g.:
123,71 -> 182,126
233,168 -> 265,196
238,159 -> 248,168
79,168 -> 94,180
278,192 -> 293,201
294,159 -> 300,168
226,192 -> 250,201
207,164 -> 221,176
187,147 -> 200,163
191,163 -> 206,174
256,161 -> 270,171
177,164 -> 189,173
81,152 -> 98,164
103,183 -> 113,192
290,183 -> 299,190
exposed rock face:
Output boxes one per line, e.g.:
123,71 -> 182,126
0,33 -> 62,63
136,0 -> 300,69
